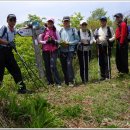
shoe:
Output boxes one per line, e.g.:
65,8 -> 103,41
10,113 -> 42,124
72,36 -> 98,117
57,84 -> 62,88
18,88 -> 32,94
69,83 -> 74,87
99,77 -> 105,81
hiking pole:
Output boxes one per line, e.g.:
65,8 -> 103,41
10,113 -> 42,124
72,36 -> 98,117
88,45 -> 90,82
82,44 -> 86,84
107,44 -> 111,79
97,44 -> 100,81
13,47 -> 47,89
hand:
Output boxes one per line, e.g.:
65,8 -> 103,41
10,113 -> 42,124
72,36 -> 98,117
60,40 -> 69,47
8,41 -> 16,49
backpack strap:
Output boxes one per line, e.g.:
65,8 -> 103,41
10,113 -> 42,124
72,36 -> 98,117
59,28 -> 63,37
87,29 -> 91,37
107,26 -> 112,38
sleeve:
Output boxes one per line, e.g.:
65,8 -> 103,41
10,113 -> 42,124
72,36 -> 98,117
120,22 -> 127,45
55,30 -> 60,43
90,30 -> 94,44
38,34 -> 46,44
109,27 -> 115,42
0,26 -> 5,38
69,28 -> 80,45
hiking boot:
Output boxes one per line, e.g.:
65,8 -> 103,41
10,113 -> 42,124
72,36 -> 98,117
99,77 -> 106,81
18,88 -> 32,94
57,84 -> 62,88
69,83 -> 74,87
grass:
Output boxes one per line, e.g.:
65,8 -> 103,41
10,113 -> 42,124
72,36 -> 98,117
0,48 -> 130,128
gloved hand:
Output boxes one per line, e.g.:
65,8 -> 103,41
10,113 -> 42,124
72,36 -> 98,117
8,41 -> 16,50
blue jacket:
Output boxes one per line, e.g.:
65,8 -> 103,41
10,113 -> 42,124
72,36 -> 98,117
59,27 -> 79,52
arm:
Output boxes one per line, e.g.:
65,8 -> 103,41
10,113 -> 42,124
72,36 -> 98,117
69,28 -> 80,45
109,27 -> 115,42
120,22 -> 127,45
90,30 -> 94,44
38,34 -> 46,44
55,30 -> 60,43
0,26 -> 8,45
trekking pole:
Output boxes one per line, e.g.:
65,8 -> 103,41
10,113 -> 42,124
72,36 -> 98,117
82,44 -> 86,84
14,48 -> 47,89
97,44 -> 100,81
88,45 -> 90,82
107,44 -> 111,79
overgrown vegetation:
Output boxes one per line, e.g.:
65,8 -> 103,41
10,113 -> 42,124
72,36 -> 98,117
0,8 -> 130,128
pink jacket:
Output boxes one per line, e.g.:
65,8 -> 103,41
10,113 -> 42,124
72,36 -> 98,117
38,28 -> 60,52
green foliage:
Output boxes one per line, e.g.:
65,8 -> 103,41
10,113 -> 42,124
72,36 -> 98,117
62,105 -> 83,118
0,92 -> 62,128
88,8 -> 107,21
70,12 -> 84,29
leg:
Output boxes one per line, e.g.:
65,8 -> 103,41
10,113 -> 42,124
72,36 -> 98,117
5,50 -> 26,89
85,51 -> 89,82
50,51 -> 61,84
99,45 -> 106,78
116,42 -> 122,72
120,42 -> 129,73
67,52 -> 74,83
0,49 -> 6,85
60,52 -> 68,85
42,51 -> 54,84
77,50 -> 84,82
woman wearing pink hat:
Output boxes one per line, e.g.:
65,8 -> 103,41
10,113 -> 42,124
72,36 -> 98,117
38,18 -> 61,88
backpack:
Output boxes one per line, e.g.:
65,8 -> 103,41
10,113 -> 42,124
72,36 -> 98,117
59,28 -> 76,39
0,26 -> 8,40
78,29 -> 91,40
95,26 -> 114,47
124,18 -> 130,42
127,25 -> 130,42
59,28 -> 77,52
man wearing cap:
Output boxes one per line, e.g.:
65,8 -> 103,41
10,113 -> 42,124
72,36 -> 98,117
77,20 -> 94,84
0,14 -> 31,94
59,16 -> 79,87
94,16 -> 115,80
114,13 -> 129,74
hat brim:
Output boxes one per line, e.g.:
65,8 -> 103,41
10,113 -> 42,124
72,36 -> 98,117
63,19 -> 70,22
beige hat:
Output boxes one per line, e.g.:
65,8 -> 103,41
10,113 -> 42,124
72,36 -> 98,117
80,20 -> 87,25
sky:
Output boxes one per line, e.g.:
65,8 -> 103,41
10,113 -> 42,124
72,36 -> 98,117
0,1 -> 130,30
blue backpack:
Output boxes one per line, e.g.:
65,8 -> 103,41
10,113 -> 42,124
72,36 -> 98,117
127,25 -> 130,42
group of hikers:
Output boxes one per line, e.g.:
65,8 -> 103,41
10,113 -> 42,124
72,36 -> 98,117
0,13 -> 129,94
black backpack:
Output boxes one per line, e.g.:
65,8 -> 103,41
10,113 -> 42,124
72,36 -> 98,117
78,29 -> 91,40
0,26 -> 8,40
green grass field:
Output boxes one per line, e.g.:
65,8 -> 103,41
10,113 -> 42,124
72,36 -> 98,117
0,46 -> 130,128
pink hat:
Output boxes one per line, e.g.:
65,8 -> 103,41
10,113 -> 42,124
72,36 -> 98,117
47,18 -> 54,23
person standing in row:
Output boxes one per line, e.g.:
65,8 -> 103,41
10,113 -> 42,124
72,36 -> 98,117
77,20 -> 94,84
114,13 -> 129,74
0,14 -> 31,94
38,18 -> 61,88
94,16 -> 115,80
59,16 -> 79,87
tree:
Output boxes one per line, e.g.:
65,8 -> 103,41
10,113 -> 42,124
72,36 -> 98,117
70,12 -> 84,29
58,12 -> 84,29
16,14 -> 46,29
87,8 -> 113,31
88,8 -> 107,21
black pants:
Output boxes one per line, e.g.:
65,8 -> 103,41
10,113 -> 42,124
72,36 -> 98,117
42,51 -> 61,85
116,40 -> 129,73
98,45 -> 111,78
0,47 -> 25,89
77,50 -> 89,82
60,52 -> 74,85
